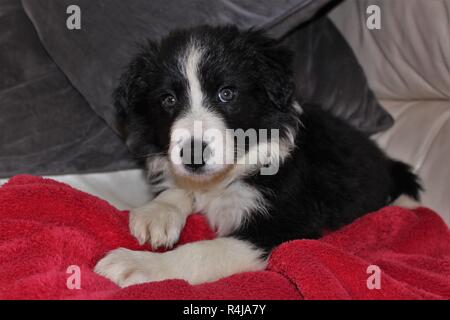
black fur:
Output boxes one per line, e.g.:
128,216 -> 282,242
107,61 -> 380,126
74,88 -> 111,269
115,25 -> 422,254
233,104 -> 422,252
114,26 -> 298,156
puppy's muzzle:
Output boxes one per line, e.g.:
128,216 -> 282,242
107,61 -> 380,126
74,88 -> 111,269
179,139 -> 213,173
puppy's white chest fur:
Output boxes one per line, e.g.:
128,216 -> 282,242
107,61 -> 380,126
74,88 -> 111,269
193,181 -> 267,236
146,156 -> 268,236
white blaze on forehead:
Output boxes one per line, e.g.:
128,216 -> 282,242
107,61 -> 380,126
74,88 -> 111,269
170,41 -> 232,173
182,42 -> 204,115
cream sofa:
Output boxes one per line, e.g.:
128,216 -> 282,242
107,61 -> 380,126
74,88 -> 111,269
330,0 -> 450,224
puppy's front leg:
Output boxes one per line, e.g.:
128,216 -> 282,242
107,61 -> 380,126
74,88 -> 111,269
94,237 -> 267,287
129,188 -> 193,249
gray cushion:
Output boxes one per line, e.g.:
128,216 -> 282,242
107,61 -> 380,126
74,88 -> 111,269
0,0 -> 137,178
21,0 -> 334,134
283,17 -> 394,134
3,0 -> 393,177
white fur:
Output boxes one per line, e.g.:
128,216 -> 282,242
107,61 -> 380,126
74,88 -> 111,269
392,194 -> 421,209
95,48 -> 306,288
279,101 -> 304,159
146,155 -> 173,195
184,41 -> 204,113
129,188 -> 193,248
230,129 -> 297,177
194,181 -> 268,236
169,42 -> 233,176
146,155 -> 169,177
94,237 -> 267,287
228,101 -> 302,177
292,101 -> 304,115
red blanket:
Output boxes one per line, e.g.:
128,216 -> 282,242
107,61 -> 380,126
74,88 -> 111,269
0,175 -> 449,299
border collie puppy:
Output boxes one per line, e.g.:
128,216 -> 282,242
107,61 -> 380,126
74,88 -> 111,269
95,25 -> 422,287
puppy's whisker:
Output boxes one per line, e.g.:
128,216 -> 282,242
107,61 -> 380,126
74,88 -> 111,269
134,151 -> 167,159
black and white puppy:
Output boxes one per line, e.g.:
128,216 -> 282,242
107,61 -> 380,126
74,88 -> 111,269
94,25 -> 422,287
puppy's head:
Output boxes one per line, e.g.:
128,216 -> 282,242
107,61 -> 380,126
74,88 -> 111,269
115,25 -> 299,188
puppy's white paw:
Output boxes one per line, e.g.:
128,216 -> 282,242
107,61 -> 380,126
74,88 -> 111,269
129,201 -> 186,249
94,248 -> 169,287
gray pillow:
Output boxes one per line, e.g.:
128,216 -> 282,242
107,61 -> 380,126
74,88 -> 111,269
0,0 -> 137,178
283,17 -> 394,134
21,0 -> 334,135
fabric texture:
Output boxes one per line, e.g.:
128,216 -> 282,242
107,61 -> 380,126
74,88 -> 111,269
1,0 -> 334,177
1,0 -> 393,177
329,0 -> 450,224
330,0 -> 450,101
0,0 -> 138,178
21,0 -> 391,136
376,100 -> 450,225
1,175 -> 449,300
282,17 -> 393,134
20,0 -> 333,135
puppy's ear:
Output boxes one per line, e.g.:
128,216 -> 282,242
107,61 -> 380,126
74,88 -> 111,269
246,31 -> 295,111
113,40 -> 159,135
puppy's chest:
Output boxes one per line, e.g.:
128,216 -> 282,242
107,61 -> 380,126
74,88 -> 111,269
192,181 -> 267,237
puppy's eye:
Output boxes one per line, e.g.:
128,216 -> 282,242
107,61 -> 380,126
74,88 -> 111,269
161,94 -> 177,108
218,87 -> 236,103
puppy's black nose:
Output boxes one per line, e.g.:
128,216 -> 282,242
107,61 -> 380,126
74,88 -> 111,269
179,139 -> 211,172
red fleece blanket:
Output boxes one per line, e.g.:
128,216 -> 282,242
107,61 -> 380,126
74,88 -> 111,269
0,175 -> 449,300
